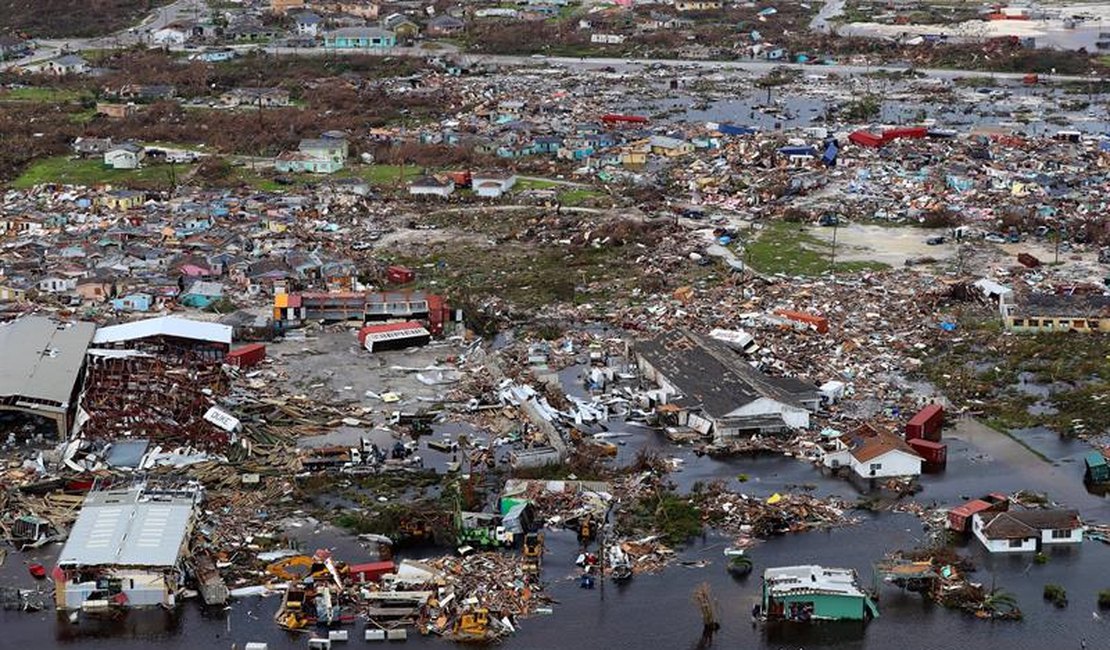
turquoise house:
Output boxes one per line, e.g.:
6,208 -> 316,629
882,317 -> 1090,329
179,281 -> 224,309
111,292 -> 152,312
761,565 -> 878,622
324,27 -> 396,49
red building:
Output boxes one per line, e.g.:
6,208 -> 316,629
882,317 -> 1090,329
906,404 -> 944,441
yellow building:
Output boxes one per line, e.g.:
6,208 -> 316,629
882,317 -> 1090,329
1005,294 -> 1110,333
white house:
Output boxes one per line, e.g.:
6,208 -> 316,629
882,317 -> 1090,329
472,173 -> 517,198
42,54 -> 89,76
634,330 -> 816,443
151,27 -> 189,46
408,176 -> 455,198
293,11 -> 322,36
822,424 -> 922,480
38,276 -> 78,293
972,509 -> 1083,553
104,143 -> 146,170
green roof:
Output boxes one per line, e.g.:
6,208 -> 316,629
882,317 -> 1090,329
1085,451 -> 1107,468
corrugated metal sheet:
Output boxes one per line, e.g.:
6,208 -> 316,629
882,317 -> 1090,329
92,316 -> 232,346
57,486 -> 195,567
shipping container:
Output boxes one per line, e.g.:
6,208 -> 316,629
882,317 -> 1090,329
946,493 -> 1009,532
386,265 -> 415,285
445,170 -> 472,188
905,404 -> 943,441
773,309 -> 829,334
908,438 -> 947,470
347,561 -> 396,583
226,343 -> 266,368
881,126 -> 928,142
849,131 -> 884,148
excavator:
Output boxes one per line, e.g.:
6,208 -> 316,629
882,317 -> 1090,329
521,532 -> 544,574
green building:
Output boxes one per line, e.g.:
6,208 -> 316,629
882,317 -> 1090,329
761,565 -> 878,622
1085,451 -> 1109,483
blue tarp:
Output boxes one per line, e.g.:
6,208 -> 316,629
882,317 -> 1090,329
779,145 -> 817,157
822,140 -> 838,167
719,123 -> 757,136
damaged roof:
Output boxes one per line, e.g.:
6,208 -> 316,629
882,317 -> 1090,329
634,329 -> 807,418
0,316 -> 95,412
57,485 -> 197,567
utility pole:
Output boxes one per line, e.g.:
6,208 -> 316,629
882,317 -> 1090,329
829,217 -> 838,274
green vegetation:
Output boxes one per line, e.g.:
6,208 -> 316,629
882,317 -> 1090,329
516,178 -> 561,191
842,94 -> 882,121
557,187 -> 604,206
745,221 -> 890,276
0,87 -> 89,103
1099,590 -> 1110,609
1034,552 -> 1049,565
11,156 -> 175,190
920,315 -> 1110,438
1044,584 -> 1068,608
624,489 -> 703,546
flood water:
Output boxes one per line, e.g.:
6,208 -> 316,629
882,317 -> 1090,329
4,413 -> 1109,650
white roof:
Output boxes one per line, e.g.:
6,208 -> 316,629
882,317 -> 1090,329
763,565 -> 864,598
57,486 -> 197,567
92,316 -> 232,346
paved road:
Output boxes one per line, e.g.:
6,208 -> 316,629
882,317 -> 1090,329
0,0 -> 207,70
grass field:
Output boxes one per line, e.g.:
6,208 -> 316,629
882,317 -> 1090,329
745,221 -> 890,276
12,156 -> 174,189
0,87 -> 89,103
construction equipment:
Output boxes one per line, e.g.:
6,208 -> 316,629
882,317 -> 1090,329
451,608 -> 492,641
522,532 -> 544,574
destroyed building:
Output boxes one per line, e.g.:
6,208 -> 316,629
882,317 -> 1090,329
54,483 -> 202,610
78,317 -> 234,448
0,316 -> 96,437
634,330 -> 816,442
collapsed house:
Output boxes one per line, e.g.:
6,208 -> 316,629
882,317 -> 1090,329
0,316 -> 96,438
633,330 -> 816,442
77,317 -> 234,448
54,482 -> 202,611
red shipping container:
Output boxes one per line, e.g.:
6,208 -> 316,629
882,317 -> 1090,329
881,127 -> 928,142
908,438 -> 947,470
347,561 -> 395,583
774,309 -> 829,334
226,343 -> 266,368
849,131 -> 884,148
387,265 -> 415,285
906,404 -> 944,441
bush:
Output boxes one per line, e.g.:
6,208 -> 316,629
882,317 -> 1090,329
1043,584 -> 1067,608
1099,590 -> 1110,609
1033,552 -> 1048,565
